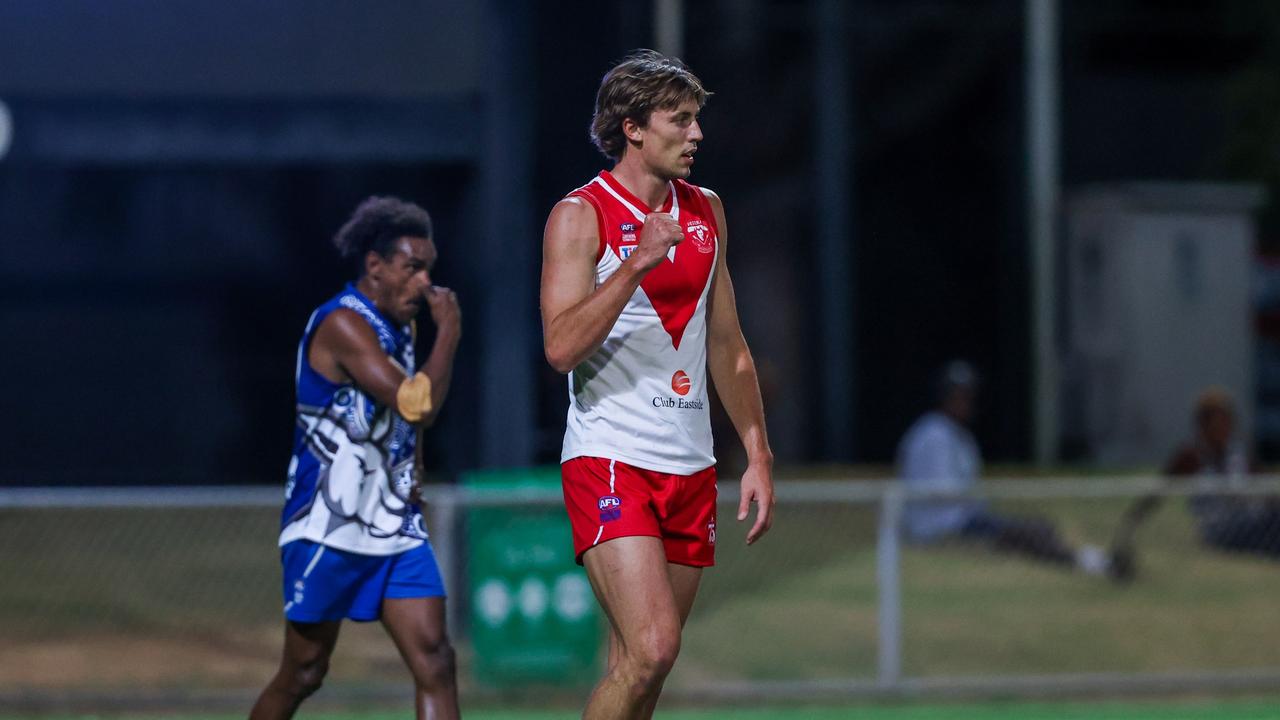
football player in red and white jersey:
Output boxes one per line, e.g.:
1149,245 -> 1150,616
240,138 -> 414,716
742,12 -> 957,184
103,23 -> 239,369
541,49 -> 774,719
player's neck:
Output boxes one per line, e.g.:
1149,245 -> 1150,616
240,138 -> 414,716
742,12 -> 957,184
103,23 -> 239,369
941,407 -> 970,427
610,156 -> 672,210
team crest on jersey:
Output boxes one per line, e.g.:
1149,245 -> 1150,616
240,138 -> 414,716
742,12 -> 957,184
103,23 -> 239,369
686,220 -> 715,254
598,494 -> 622,522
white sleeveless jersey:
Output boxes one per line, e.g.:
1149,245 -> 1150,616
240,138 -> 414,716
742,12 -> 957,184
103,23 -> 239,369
560,171 -> 720,474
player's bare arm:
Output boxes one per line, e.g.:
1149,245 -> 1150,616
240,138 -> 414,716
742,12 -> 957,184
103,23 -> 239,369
702,188 -> 775,545
311,308 -> 444,425
1108,454 -> 1200,580
540,196 -> 682,373
417,285 -> 462,426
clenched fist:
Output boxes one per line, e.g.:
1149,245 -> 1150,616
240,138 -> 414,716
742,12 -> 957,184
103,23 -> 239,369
628,212 -> 683,272
424,285 -> 461,334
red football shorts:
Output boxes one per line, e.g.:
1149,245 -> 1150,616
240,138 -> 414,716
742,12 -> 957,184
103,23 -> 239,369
561,456 -> 717,567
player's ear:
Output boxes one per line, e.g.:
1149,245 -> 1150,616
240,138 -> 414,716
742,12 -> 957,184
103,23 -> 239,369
364,249 -> 383,279
622,117 -> 644,143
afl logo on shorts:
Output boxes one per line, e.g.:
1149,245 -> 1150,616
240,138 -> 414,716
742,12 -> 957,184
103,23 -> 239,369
685,220 -> 714,254
671,370 -> 692,396
598,495 -> 622,522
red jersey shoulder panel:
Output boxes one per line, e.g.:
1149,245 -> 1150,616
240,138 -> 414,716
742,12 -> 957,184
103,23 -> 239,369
566,188 -> 609,264
677,180 -> 721,239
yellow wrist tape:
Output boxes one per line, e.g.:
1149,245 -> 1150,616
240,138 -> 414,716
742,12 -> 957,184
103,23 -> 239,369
396,372 -> 434,422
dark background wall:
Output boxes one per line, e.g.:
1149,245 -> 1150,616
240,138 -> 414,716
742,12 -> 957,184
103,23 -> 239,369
2,0 -> 1277,485
0,1 -> 481,97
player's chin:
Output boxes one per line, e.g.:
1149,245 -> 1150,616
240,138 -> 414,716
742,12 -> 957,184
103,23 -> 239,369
398,301 -> 422,323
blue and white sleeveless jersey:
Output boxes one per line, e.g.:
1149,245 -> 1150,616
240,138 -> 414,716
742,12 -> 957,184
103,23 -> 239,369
279,284 -> 427,556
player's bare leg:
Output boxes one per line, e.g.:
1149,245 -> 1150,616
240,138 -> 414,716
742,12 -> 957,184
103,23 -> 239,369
381,596 -> 459,720
250,620 -> 341,720
583,536 -> 686,720
638,562 -> 702,718
606,562 -> 702,676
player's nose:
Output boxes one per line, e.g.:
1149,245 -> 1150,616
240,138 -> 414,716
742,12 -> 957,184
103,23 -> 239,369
689,119 -> 704,142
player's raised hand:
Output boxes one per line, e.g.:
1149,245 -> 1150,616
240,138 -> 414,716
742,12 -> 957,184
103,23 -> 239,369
425,285 -> 461,333
738,463 -> 775,545
629,212 -> 683,271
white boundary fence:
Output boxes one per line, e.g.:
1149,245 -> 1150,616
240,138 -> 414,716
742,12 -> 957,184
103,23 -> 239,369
4,476 -> 1280,708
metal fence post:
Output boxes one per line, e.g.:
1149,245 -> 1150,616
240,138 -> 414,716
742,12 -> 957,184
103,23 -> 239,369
430,487 -> 462,643
877,485 -> 904,689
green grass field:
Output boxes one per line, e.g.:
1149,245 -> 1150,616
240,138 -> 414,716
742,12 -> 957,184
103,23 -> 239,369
3,488 -> 1280,715
677,493 -> 1280,684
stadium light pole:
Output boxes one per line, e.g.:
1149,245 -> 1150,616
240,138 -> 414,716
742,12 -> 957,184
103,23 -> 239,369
654,0 -> 684,57
815,0 -> 856,461
0,99 -> 11,161
1026,0 -> 1060,466
479,0 -> 537,468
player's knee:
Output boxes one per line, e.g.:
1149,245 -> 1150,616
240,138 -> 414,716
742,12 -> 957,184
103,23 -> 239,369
623,633 -> 680,691
286,656 -> 329,699
411,639 -> 457,691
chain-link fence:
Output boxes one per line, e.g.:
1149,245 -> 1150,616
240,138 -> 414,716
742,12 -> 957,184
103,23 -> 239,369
4,477 -> 1280,712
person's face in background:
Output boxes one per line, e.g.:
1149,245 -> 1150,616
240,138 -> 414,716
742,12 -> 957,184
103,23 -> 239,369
1200,406 -> 1234,454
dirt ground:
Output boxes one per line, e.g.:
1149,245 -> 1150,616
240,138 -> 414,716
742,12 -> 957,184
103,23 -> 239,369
0,623 -> 409,689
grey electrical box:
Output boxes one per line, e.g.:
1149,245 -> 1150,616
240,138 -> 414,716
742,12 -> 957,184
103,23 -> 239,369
1062,183 -> 1265,466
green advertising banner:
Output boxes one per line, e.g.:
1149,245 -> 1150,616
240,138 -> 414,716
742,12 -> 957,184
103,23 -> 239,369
464,467 -> 600,686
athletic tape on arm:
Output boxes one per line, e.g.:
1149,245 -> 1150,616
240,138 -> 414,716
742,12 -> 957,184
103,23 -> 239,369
396,372 -> 434,422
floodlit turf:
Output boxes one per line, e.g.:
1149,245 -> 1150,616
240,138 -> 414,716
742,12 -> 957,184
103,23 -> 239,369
9,699 -> 1280,720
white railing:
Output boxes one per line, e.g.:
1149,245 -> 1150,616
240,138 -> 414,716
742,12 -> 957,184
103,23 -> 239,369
5,475 -> 1280,708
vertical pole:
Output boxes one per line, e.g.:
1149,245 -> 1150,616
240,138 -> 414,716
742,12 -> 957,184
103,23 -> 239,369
431,487 -> 462,642
479,0 -> 536,467
815,0 -> 855,460
1026,0 -> 1060,465
877,485 -> 904,688
654,0 -> 684,58
0,99 -> 12,160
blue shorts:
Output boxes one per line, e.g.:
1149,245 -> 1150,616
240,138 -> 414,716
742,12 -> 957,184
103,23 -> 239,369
281,539 -> 446,623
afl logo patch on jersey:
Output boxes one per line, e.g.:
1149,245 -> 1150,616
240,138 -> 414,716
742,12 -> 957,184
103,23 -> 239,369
598,495 -> 622,522
686,220 -> 714,254
618,222 -> 638,260
671,370 -> 692,396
